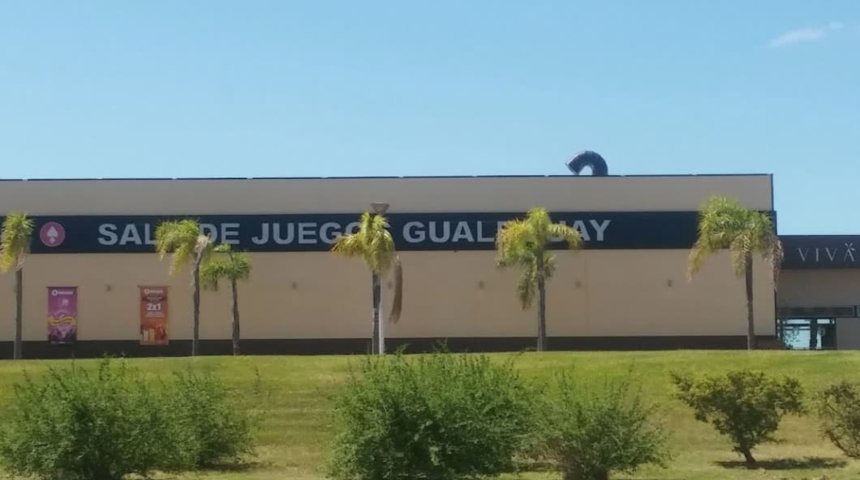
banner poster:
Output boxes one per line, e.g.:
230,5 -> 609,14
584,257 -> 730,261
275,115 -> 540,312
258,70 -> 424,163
139,286 -> 169,345
47,287 -> 77,344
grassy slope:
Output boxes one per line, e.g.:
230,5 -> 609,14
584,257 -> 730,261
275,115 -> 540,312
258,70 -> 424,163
1,351 -> 859,480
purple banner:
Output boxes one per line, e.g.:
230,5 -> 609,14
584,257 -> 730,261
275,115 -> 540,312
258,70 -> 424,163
47,287 -> 77,345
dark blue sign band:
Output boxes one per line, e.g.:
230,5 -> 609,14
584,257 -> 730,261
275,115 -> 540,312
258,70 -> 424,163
17,211 -> 707,254
781,235 -> 860,269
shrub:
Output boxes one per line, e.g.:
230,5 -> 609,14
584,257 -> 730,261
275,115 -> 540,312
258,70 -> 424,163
818,381 -> 860,457
328,353 -> 537,480
170,367 -> 257,466
672,369 -> 804,467
542,377 -> 668,480
0,359 -> 196,480
0,359 -> 259,480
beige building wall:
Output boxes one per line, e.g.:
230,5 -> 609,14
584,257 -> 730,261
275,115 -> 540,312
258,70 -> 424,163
0,250 -> 775,342
0,175 -> 776,345
836,321 -> 860,350
778,270 -> 860,308
0,175 -> 773,214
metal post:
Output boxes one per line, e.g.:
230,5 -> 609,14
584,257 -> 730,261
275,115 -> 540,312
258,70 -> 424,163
371,202 -> 389,355
378,285 -> 385,355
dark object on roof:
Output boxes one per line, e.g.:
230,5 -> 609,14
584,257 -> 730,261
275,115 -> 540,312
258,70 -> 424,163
567,151 -> 609,176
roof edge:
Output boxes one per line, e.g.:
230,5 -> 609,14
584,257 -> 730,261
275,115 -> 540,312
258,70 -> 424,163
0,173 -> 774,182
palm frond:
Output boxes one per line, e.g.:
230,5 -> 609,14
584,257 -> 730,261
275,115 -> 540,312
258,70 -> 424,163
745,212 -> 783,287
332,233 -> 365,257
331,211 -> 396,275
769,236 -> 785,288
547,223 -> 583,250
496,220 -> 533,267
543,252 -> 557,280
154,219 -> 204,274
496,208 -> 581,308
729,234 -> 752,276
200,243 -> 252,291
388,256 -> 403,324
516,266 -> 537,309
193,234 -> 212,269
200,257 -> 228,291
526,207 -> 552,246
0,212 -> 34,272
687,240 -> 716,278
688,196 -> 781,280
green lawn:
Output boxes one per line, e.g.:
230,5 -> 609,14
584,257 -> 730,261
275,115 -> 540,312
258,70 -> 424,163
1,351 -> 859,479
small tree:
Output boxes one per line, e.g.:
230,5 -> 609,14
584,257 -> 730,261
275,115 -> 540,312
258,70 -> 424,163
0,212 -> 34,360
543,378 -> 669,480
155,219 -> 210,356
688,196 -> 782,350
201,244 -> 251,356
332,211 -> 402,355
672,370 -> 804,467
497,208 -> 582,352
329,353 -> 536,480
818,381 -> 860,457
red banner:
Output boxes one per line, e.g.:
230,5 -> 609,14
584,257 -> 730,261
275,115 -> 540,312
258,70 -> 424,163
139,286 -> 169,345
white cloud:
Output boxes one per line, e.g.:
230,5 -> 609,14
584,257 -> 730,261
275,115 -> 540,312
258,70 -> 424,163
769,22 -> 845,48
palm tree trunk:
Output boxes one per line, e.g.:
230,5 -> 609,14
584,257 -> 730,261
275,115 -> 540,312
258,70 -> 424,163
371,273 -> 381,355
192,261 -> 201,357
231,277 -> 240,356
744,252 -> 755,350
537,279 -> 547,352
13,268 -> 23,360
741,447 -> 756,468
536,253 -> 547,352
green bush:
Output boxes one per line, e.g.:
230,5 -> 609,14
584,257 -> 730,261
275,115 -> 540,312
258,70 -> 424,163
0,359 -> 196,480
328,353 -> 537,480
542,377 -> 668,480
170,368 -> 257,466
0,359 -> 259,480
672,369 -> 804,467
818,381 -> 860,457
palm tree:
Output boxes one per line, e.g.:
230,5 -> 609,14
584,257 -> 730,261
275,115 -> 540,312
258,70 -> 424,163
688,196 -> 782,350
332,210 -> 402,355
0,212 -> 34,360
496,207 -> 583,352
201,244 -> 251,355
155,219 -> 211,356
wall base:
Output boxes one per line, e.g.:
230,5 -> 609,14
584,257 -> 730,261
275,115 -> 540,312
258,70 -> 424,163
0,335 -> 781,359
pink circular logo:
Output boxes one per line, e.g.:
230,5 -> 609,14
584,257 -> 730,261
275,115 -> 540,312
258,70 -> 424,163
40,222 -> 66,247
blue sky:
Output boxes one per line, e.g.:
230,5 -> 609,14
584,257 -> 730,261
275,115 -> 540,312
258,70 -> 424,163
0,1 -> 857,234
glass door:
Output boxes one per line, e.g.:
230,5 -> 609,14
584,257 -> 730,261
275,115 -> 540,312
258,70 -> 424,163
777,318 -> 836,350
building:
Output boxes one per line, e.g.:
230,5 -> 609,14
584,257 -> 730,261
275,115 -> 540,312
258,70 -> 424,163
0,174 -> 857,357
778,235 -> 860,349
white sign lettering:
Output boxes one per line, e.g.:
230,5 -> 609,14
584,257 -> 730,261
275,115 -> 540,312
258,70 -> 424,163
90,216 -> 618,251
